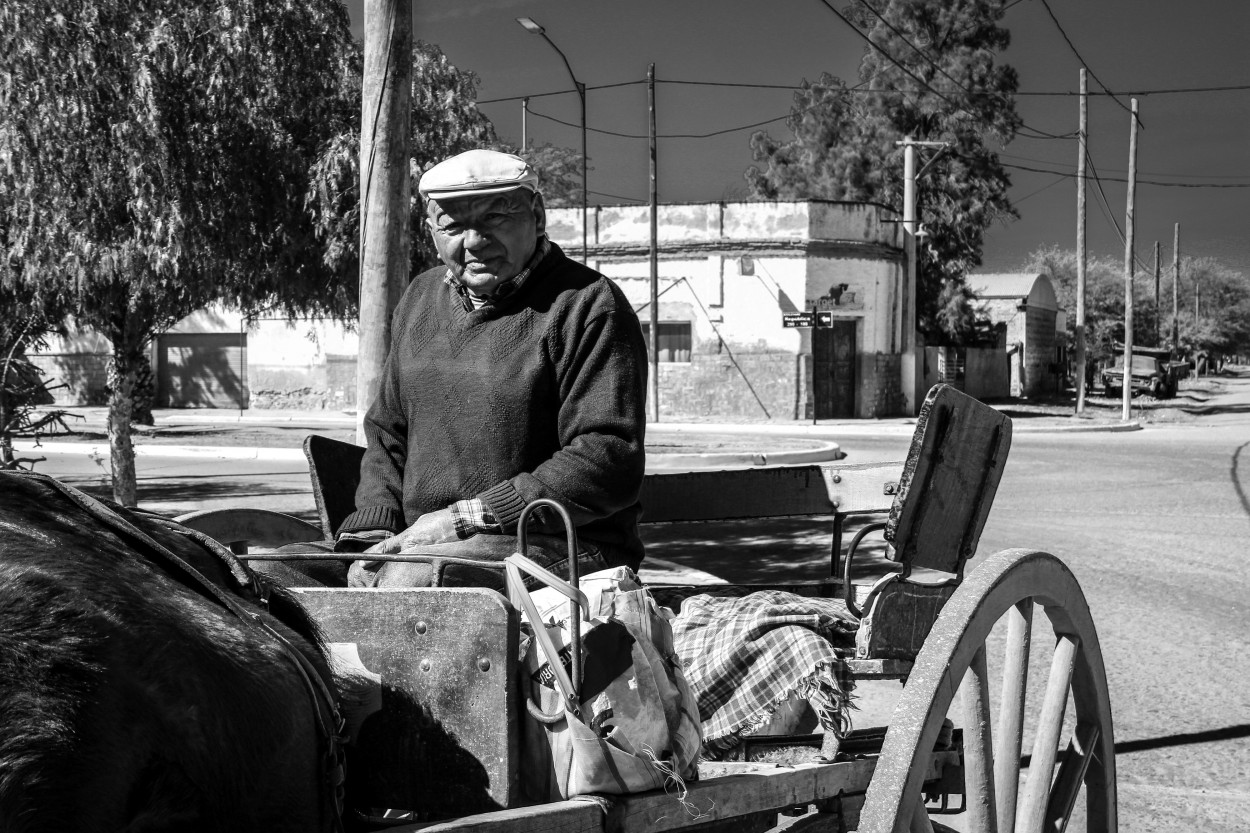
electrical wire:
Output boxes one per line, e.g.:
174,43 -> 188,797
1013,173 -> 1069,204
818,0 -> 1073,144
477,79 -> 644,105
1003,161 -> 1250,188
1036,0 -> 1139,124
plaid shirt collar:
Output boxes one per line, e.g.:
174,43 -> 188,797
444,235 -> 551,310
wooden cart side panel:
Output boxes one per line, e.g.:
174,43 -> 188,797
400,755 -> 955,833
295,588 -> 519,816
639,463 -> 902,523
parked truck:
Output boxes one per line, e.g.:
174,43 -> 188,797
1101,345 -> 1185,398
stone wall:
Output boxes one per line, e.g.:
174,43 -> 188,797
249,354 -> 358,410
861,352 -> 905,417
653,341 -> 799,419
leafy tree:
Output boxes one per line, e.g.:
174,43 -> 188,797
309,41 -> 584,285
1179,258 -> 1250,359
1020,245 -> 1250,365
505,142 -> 586,209
0,286 -> 75,470
745,0 -> 1021,342
1,0 -> 357,505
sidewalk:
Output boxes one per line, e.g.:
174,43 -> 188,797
18,394 -> 1146,470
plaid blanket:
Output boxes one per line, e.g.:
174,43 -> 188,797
671,591 -> 859,760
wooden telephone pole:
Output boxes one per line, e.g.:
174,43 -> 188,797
647,64 -> 660,423
1153,241 -> 1161,344
1075,68 -> 1088,414
1121,99 -> 1139,421
1172,223 -> 1180,350
356,0 -> 412,444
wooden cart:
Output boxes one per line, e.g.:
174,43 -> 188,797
179,385 -> 1116,833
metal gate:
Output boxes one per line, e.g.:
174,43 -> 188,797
812,319 -> 856,419
156,333 -> 248,408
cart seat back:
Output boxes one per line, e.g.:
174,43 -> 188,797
304,434 -> 366,539
886,383 -> 1013,578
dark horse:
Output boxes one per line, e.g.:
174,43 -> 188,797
0,471 -> 343,833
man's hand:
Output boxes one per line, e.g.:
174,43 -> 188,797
364,508 -> 459,554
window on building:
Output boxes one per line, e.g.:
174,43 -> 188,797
639,322 -> 692,363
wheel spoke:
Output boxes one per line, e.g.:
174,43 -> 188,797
908,796 -> 936,833
1018,634 -> 1079,833
995,599 -> 1033,833
1046,721 -> 1101,833
961,645 -> 998,833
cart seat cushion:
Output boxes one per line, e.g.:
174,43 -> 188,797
672,590 -> 858,759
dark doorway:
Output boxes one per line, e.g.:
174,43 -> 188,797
156,333 -> 248,408
813,319 -> 856,419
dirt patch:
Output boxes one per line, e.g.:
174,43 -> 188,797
985,376 -> 1224,425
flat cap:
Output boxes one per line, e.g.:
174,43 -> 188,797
418,149 -> 539,201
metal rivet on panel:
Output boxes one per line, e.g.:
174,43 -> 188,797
420,659 -> 431,672
832,474 -> 842,484
414,621 -> 427,635
477,657 -> 491,672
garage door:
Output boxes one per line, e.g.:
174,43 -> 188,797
156,333 -> 248,408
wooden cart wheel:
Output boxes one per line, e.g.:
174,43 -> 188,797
859,549 -> 1117,833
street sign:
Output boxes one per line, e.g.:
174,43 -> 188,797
782,312 -> 815,328
815,311 -> 834,328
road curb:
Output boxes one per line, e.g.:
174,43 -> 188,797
1011,419 -> 1141,433
14,441 -> 307,462
646,441 -> 845,470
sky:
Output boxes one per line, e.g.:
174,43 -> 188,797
344,0 -> 1250,277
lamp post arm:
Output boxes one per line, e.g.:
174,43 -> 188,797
539,34 -> 582,96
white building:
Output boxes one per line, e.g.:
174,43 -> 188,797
33,200 -> 918,419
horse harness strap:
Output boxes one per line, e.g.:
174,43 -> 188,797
29,474 -> 348,832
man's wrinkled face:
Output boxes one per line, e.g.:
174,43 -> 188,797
426,189 -> 545,295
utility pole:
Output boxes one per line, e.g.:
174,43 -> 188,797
1172,223 -> 1180,351
647,64 -> 660,423
521,97 -> 529,149
1075,68 -> 1088,415
357,0 -> 412,444
896,136 -> 947,415
1121,99 -> 1139,422
1153,240 -> 1161,345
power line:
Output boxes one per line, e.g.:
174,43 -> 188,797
818,0 -> 1069,144
477,79 -> 643,105
482,74 -> 1250,103
1082,151 -> 1157,275
644,78 -> 1250,97
814,0 -> 964,113
1036,0 -> 1139,124
1003,161 -> 1250,188
1002,152 -> 1250,181
588,188 -> 644,203
1014,173 -> 1069,204
526,106 -> 790,139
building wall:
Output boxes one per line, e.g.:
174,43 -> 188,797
245,317 -> 359,409
27,329 -> 112,406
556,200 -> 907,419
32,201 -> 908,418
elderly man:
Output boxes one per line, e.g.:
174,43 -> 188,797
337,149 -> 648,589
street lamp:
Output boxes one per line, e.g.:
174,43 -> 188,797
516,16 -> 588,263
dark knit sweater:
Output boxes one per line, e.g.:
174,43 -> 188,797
341,243 -> 648,568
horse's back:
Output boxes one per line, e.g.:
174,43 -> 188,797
0,472 -> 329,833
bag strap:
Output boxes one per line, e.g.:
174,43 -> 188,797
506,558 -> 581,717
